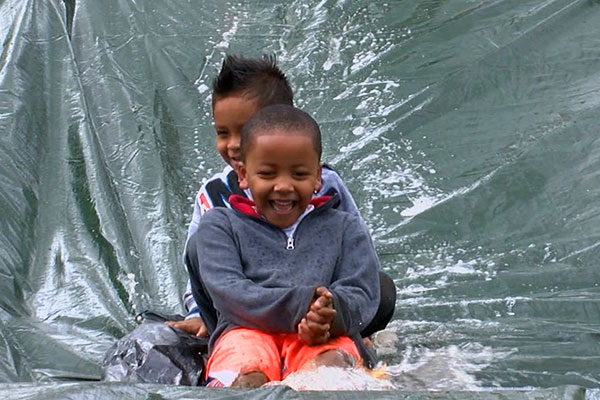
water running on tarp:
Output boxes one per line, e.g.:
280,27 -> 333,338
1,0 -> 600,394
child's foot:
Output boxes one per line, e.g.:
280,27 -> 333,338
231,371 -> 268,388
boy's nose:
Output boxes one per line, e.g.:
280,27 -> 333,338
273,180 -> 293,193
227,140 -> 240,151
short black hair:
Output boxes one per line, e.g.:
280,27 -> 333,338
212,54 -> 294,108
241,105 -> 322,161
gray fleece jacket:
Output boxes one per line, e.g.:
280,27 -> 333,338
188,194 -> 380,363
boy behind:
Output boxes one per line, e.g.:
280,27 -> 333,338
185,105 -> 381,388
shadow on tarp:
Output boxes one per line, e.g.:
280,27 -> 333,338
0,383 -> 586,400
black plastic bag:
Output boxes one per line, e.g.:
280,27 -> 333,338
101,311 -> 208,386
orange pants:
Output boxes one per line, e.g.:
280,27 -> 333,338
205,328 -> 361,387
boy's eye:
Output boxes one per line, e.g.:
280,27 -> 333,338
257,170 -> 275,177
216,130 -> 228,137
293,171 -> 310,178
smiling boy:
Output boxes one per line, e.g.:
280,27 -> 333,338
184,105 -> 380,388
239,126 -> 321,228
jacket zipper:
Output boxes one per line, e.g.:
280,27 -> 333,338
286,236 -> 295,250
282,201 -> 333,250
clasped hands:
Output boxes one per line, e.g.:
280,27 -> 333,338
297,286 -> 336,346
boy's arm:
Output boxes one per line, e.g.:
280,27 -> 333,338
320,166 -> 363,219
165,279 -> 207,336
179,190 -> 204,319
327,215 -> 381,337
186,191 -> 204,245
181,166 -> 243,318
191,210 -> 315,333
183,280 -> 199,317
167,194 -> 210,335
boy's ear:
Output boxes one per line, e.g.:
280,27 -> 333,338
315,163 -> 323,192
238,163 -> 248,189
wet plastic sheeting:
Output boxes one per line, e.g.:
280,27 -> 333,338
0,384 -> 587,400
1,0 -> 600,397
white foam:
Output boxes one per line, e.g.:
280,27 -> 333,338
215,16 -> 240,49
196,83 -> 209,94
400,195 -> 437,217
387,343 -> 516,391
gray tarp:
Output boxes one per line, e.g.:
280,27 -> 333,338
0,383 -> 588,400
1,0 -> 599,398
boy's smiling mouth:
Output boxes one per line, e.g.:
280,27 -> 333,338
230,156 -> 243,169
271,199 -> 296,214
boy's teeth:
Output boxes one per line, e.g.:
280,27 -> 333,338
273,200 -> 293,212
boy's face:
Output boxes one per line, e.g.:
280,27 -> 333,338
238,131 -> 322,229
213,94 -> 260,172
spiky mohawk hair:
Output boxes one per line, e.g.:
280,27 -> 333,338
212,54 -> 294,108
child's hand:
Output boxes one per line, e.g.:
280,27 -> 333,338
165,317 -> 208,337
298,286 -> 336,345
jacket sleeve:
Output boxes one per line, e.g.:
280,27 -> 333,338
193,210 -> 315,333
182,280 -> 199,318
320,166 -> 360,217
328,215 -> 381,337
180,188 -> 204,317
182,166 -> 241,316
321,166 -> 371,232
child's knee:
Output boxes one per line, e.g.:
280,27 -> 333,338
231,371 -> 268,388
301,349 -> 356,370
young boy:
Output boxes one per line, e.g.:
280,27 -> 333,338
168,55 -> 396,340
185,105 -> 381,387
